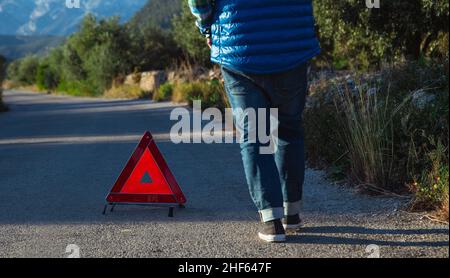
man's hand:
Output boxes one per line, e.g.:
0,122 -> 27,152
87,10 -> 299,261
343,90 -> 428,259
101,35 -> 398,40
207,37 -> 212,48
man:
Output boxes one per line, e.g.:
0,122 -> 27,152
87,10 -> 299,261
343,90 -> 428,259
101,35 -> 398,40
188,0 -> 321,242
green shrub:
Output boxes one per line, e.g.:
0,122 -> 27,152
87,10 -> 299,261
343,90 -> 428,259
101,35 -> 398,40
172,1 -> 211,66
172,80 -> 228,110
56,79 -> 98,97
103,84 -> 147,99
36,63 -> 59,91
7,55 -> 39,85
313,0 -> 449,69
411,139 -> 449,213
0,55 -> 6,112
153,82 -> 173,101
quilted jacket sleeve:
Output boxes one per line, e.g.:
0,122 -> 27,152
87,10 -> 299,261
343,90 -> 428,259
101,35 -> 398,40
188,0 -> 214,38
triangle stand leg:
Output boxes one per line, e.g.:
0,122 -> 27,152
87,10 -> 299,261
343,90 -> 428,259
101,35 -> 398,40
102,204 -> 108,215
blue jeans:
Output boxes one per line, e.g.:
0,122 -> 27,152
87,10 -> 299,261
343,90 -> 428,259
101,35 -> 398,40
221,63 -> 308,222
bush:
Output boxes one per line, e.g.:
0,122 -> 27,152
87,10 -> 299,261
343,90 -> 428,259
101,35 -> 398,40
172,80 -> 228,110
56,79 -> 98,97
153,82 -> 173,101
305,60 -> 449,214
129,25 -> 181,72
172,1 -> 211,66
0,55 -> 5,82
410,140 -> 449,213
36,63 -> 59,91
103,84 -> 147,99
7,55 -> 40,85
313,0 -> 449,70
0,55 -> 6,112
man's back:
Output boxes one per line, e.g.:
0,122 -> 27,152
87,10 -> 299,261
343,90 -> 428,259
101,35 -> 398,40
209,0 -> 320,73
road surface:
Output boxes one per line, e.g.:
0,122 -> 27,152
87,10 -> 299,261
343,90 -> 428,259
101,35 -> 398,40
0,90 -> 448,258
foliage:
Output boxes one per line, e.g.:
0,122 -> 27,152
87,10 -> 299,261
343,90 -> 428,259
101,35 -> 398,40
172,0 -> 211,66
62,15 -> 133,95
128,25 -> 181,72
103,84 -> 147,99
172,80 -> 228,110
7,54 -> 39,85
0,54 -> 6,111
410,139 -> 449,214
153,82 -> 174,101
55,79 -> 97,97
36,61 -> 59,91
313,0 -> 449,70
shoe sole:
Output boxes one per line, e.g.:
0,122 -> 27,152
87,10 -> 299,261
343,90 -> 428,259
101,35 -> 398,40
258,232 -> 286,243
283,223 -> 303,231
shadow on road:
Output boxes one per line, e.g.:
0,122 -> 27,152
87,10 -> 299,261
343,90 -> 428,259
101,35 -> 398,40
301,226 -> 449,236
287,226 -> 449,247
290,233 -> 449,247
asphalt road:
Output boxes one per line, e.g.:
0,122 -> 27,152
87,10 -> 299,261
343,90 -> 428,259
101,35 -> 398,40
0,90 -> 448,258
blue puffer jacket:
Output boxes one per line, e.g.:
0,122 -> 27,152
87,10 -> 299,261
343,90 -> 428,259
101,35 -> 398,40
210,0 -> 321,74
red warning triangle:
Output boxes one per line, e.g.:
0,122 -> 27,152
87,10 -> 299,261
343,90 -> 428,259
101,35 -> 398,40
106,131 -> 186,205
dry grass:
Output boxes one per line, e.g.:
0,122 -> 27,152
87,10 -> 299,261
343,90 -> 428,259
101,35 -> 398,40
171,80 -> 229,110
2,80 -> 15,90
103,84 -> 148,99
335,85 -> 410,191
437,196 -> 449,222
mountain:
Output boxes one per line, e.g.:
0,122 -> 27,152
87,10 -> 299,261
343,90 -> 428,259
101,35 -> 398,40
0,0 -> 148,36
0,0 -> 182,60
128,0 -> 181,31
0,35 -> 64,60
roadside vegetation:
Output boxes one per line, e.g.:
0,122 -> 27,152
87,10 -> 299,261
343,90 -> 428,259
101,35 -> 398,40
305,61 -> 449,221
2,0 -> 448,220
0,54 -> 6,112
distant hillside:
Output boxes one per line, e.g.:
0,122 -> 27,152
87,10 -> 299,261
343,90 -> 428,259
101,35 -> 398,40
0,0 -> 182,60
128,0 -> 181,31
0,0 -> 148,36
0,35 -> 64,60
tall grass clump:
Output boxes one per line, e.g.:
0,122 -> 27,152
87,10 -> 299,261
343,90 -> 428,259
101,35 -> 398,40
335,87 -> 398,192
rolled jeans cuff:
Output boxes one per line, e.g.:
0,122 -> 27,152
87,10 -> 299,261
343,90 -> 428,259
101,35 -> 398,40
259,207 -> 284,222
284,201 -> 303,216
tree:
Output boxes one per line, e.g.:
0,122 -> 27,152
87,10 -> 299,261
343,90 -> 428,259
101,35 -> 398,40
129,25 -> 181,71
60,14 -> 134,95
14,55 -> 39,84
172,0 -> 211,66
314,0 -> 449,69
